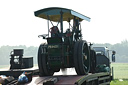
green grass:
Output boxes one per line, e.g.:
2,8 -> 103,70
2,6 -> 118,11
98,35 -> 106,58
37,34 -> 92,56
111,79 -> 128,85
111,63 -> 128,79
110,63 -> 128,85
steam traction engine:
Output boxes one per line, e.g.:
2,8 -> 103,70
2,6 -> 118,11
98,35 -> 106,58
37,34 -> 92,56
34,7 -> 96,76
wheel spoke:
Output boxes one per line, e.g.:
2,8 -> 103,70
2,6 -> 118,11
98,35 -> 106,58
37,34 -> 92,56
83,53 -> 87,60
84,65 -> 87,70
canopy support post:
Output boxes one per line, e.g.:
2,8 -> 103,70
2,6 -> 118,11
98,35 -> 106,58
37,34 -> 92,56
47,15 -> 50,37
60,11 -> 63,35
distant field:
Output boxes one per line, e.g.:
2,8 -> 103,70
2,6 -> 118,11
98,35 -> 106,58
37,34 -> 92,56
111,63 -> 128,79
0,65 -> 9,69
110,63 -> 128,85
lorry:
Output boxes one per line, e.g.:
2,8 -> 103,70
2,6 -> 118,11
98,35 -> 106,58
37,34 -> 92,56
0,7 -> 115,85
26,47 -> 115,85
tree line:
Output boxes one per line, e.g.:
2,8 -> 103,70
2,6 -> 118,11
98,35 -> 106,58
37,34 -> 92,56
0,40 -> 128,65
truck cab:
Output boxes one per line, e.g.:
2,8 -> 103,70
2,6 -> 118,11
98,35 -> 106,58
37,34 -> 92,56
93,47 -> 110,67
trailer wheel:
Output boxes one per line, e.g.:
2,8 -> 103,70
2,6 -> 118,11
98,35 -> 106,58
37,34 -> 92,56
78,40 -> 90,75
38,44 -> 54,76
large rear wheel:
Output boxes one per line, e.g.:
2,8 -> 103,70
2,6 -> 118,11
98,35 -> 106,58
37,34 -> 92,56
38,44 -> 45,76
38,44 -> 54,76
74,41 -> 81,75
74,40 -> 90,75
42,53 -> 54,76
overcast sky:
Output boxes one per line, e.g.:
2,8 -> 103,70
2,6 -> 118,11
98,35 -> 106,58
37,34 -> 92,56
0,0 -> 128,46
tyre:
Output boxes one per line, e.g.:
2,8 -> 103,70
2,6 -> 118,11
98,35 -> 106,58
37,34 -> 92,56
74,41 -> 81,75
74,40 -> 90,75
38,44 -> 45,76
38,44 -> 54,76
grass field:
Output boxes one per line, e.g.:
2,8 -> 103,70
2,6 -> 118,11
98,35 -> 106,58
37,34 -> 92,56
110,63 -> 128,85
111,79 -> 128,85
0,65 -> 9,69
111,63 -> 128,79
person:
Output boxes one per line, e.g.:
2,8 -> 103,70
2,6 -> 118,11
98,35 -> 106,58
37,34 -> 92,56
50,26 -> 60,37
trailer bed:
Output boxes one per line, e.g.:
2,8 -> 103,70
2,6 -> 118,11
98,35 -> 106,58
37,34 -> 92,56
0,68 -> 111,85
0,67 -> 39,78
27,72 -> 111,85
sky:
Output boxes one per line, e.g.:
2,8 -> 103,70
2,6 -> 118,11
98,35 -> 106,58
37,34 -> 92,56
0,0 -> 128,46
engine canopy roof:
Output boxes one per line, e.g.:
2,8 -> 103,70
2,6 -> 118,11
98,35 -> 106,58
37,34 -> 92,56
34,7 -> 90,22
